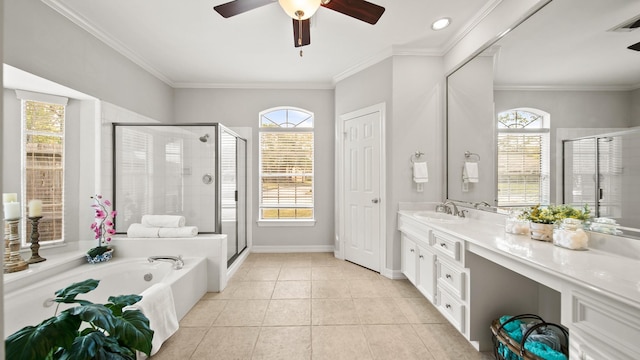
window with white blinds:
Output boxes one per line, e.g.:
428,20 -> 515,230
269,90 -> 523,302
497,109 -> 550,207
259,108 -> 314,220
23,100 -> 65,244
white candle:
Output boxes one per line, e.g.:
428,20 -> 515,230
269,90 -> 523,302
3,193 -> 17,204
3,202 -> 21,219
28,199 -> 43,217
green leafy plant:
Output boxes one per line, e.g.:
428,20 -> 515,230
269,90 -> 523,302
5,279 -> 153,360
521,204 -> 590,224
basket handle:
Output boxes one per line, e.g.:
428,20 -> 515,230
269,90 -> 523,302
497,314 -> 545,334
519,322 -> 569,357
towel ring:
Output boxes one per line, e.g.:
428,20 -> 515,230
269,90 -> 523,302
410,151 -> 424,164
464,151 -> 480,162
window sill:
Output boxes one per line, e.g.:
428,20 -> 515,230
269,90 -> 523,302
257,219 -> 316,227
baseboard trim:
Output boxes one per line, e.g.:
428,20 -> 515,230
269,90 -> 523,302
251,245 -> 336,253
381,268 -> 406,280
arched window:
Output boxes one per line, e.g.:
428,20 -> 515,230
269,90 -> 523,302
259,107 -> 314,222
497,108 -> 550,206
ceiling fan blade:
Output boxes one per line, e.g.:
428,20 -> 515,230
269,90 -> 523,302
321,0 -> 385,25
293,19 -> 311,47
213,0 -> 275,18
628,41 -> 640,52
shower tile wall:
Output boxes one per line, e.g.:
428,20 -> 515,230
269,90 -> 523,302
182,126 -> 216,230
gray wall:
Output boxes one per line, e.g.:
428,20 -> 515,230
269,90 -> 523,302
335,56 -> 445,272
632,89 -> 640,127
173,88 -> 335,250
4,0 -> 173,123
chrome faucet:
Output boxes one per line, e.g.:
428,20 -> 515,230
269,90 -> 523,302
474,201 -> 492,209
442,201 -> 459,216
148,255 -> 184,270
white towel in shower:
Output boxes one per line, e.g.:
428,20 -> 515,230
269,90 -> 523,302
141,215 -> 186,228
124,283 -> 179,357
413,161 -> 429,183
463,161 -> 479,183
127,223 -> 160,238
158,226 -> 198,238
127,223 -> 198,238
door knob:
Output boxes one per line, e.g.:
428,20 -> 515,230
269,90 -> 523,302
371,198 -> 380,204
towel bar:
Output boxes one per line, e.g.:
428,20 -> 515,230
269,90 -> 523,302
464,151 -> 480,162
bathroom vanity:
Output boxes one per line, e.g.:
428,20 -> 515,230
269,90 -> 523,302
398,209 -> 640,359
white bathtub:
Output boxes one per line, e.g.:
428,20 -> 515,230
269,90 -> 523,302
3,256 -> 207,336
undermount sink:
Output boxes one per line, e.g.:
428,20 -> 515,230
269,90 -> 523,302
413,210 -> 467,224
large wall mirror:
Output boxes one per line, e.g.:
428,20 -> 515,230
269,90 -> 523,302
446,0 -> 640,236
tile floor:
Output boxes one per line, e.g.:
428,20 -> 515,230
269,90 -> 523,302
153,252 -> 493,359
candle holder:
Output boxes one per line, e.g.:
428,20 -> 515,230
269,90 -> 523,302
4,218 -> 29,273
27,216 -> 46,264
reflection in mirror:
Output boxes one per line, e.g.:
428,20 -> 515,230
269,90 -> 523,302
446,0 -> 640,236
563,128 -> 640,237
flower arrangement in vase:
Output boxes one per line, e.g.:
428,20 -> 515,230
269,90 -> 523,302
87,194 -> 117,263
521,204 -> 590,241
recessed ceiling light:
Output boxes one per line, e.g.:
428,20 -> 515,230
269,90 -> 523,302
431,17 -> 451,31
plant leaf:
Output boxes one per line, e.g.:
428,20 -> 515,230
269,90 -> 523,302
113,310 -> 154,356
106,294 -> 142,316
5,312 -> 82,359
54,279 -> 100,304
68,304 -> 117,334
59,330 -> 104,360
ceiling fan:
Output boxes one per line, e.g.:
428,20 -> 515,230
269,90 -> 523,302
213,0 -> 385,48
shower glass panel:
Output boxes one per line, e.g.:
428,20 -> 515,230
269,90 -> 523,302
113,123 -> 247,265
563,128 -> 640,234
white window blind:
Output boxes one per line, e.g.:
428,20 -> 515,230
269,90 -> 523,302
23,100 -> 65,244
259,108 -> 314,220
117,128 -> 153,229
497,109 -> 550,207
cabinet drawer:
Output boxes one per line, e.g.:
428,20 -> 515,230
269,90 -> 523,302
432,231 -> 462,263
436,258 -> 465,300
569,290 -> 640,359
437,285 -> 465,332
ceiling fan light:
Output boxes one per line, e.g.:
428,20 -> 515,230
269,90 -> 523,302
278,0 -> 321,20
431,17 -> 451,31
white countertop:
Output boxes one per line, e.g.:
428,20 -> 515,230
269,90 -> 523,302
398,210 -> 640,308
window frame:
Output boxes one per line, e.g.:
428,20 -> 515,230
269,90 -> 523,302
18,92 -> 68,247
496,108 -> 550,207
258,107 -> 315,227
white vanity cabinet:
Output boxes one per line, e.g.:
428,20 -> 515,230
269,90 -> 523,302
562,284 -> 640,360
400,228 -> 436,302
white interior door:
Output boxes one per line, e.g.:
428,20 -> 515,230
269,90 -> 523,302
343,110 -> 381,272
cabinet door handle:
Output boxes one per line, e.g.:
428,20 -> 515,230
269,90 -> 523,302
419,255 -> 424,259
440,243 -> 448,248
445,304 -> 451,309
445,274 -> 452,279
410,248 -> 415,253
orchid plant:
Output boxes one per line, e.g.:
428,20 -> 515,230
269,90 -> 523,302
89,194 -> 117,257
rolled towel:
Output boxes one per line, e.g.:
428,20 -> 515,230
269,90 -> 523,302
127,223 -> 160,238
158,226 -> 198,238
141,215 -> 186,228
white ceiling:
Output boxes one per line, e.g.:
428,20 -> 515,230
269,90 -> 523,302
492,0 -> 640,90
43,0 -> 494,88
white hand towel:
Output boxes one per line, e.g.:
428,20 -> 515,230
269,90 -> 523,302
124,283 -> 179,358
127,223 -> 160,238
463,162 -> 479,183
158,226 -> 198,238
141,215 -> 186,228
413,161 -> 429,183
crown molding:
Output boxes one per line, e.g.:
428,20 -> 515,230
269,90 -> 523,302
41,0 -> 175,87
172,82 -> 335,90
494,84 -> 639,92
440,0 -> 504,55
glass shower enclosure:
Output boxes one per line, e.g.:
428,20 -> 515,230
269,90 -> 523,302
563,128 -> 640,237
113,123 -> 247,266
